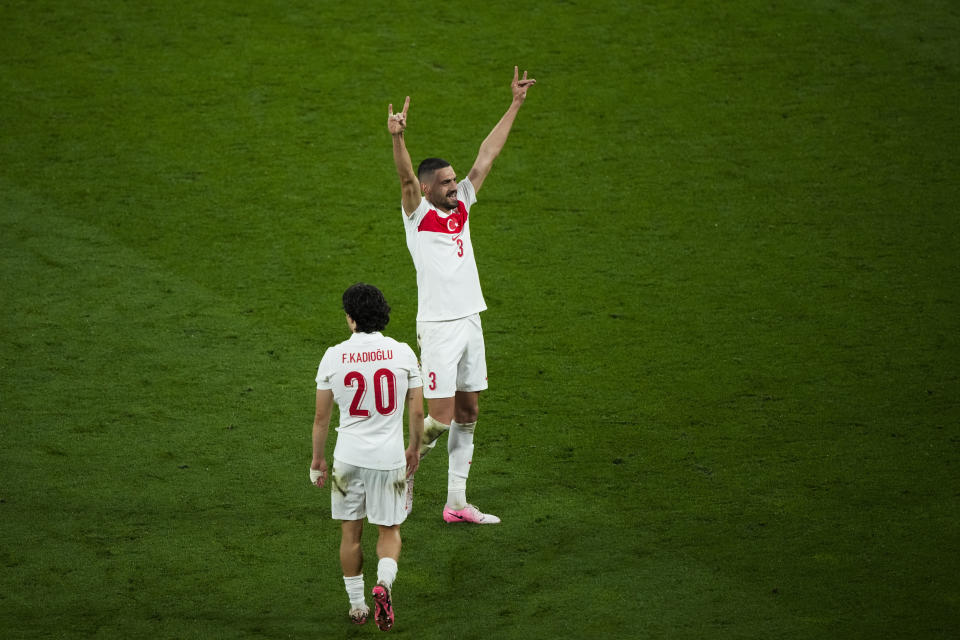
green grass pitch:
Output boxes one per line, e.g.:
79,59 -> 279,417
1,1 -> 958,638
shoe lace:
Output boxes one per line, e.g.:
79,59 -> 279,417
465,504 -> 484,518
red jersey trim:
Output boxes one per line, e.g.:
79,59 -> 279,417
417,201 -> 468,236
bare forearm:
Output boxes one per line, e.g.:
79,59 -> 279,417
480,100 -> 523,160
407,390 -> 424,452
393,133 -> 416,182
408,409 -> 424,452
311,420 -> 329,465
468,66 -> 535,190
468,99 -> 526,190
393,133 -> 421,213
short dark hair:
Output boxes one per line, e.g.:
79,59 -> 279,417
417,157 -> 451,182
342,283 -> 391,333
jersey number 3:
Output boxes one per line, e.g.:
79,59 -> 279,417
344,369 -> 397,417
456,238 -> 464,257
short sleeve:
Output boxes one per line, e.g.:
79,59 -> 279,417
403,343 -> 423,389
404,197 -> 431,228
315,349 -> 336,390
458,178 -> 477,211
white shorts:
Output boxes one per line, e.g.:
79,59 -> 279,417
416,314 -> 488,399
330,459 -> 407,526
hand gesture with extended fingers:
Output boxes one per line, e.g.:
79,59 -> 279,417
511,66 -> 536,105
388,96 -> 410,135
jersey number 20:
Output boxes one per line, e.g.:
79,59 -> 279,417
344,369 -> 397,417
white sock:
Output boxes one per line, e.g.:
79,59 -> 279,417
343,574 -> 366,608
377,557 -> 398,590
420,415 -> 450,456
447,420 -> 476,509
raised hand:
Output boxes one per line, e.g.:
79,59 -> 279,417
388,96 -> 410,135
511,66 -> 536,104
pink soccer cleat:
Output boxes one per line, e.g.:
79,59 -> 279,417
372,583 -> 394,631
442,503 -> 501,524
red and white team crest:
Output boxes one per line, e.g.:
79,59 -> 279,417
418,203 -> 468,240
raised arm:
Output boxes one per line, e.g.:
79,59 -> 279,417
466,66 -> 536,193
388,96 -> 422,216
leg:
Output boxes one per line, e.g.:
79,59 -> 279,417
339,519 -> 369,624
376,524 -> 402,563
443,391 -> 499,524
447,314 -> 485,497
340,519 -> 364,576
447,392 -> 479,508
420,396 -> 455,455
418,318 -> 458,451
367,466 -> 405,596
406,398 -> 454,514
454,390 -> 479,424
446,408 -> 476,510
426,396 -> 455,426
372,526 -> 401,631
420,392 -> 474,469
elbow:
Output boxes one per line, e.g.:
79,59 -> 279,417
477,148 -> 499,166
399,174 -> 420,193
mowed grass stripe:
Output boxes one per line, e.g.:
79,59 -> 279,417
1,0 -> 959,638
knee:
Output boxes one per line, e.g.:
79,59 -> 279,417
378,525 -> 402,545
341,521 -> 364,545
454,397 -> 479,424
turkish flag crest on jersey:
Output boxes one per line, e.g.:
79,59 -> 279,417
418,201 -> 468,238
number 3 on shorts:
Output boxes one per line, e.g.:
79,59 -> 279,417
428,371 -> 437,391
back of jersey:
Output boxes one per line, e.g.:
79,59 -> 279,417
316,332 -> 422,470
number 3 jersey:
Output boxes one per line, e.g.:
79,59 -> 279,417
402,177 -> 487,322
316,331 -> 423,470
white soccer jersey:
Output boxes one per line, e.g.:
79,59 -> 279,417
315,332 -> 422,470
403,178 -> 487,321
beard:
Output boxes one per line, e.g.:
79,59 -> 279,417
429,189 -> 459,211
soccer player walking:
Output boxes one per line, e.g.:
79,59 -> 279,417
387,66 -> 536,525
310,283 -> 424,630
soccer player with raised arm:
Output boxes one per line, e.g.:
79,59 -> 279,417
387,66 -> 536,525
310,283 -> 424,630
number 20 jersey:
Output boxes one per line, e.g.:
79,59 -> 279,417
402,177 -> 487,322
316,331 -> 423,470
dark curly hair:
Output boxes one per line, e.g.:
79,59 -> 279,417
342,283 -> 391,333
